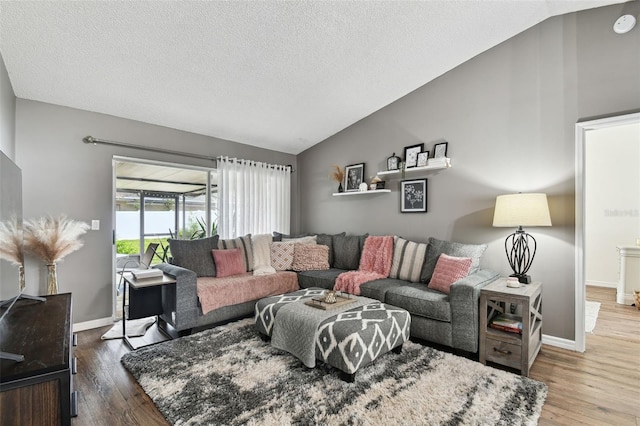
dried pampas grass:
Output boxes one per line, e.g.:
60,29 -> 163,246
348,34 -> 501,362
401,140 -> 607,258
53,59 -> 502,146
24,215 -> 90,264
0,217 -> 24,266
329,165 -> 345,183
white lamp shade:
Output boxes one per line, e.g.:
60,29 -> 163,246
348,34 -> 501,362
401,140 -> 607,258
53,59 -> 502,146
492,193 -> 552,227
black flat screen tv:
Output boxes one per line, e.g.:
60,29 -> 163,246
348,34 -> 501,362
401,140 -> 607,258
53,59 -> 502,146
0,150 -> 23,302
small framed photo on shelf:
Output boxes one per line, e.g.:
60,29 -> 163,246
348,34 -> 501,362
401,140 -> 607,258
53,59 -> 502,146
417,151 -> 429,167
401,179 -> 427,213
433,142 -> 448,158
403,143 -> 424,168
344,163 -> 365,192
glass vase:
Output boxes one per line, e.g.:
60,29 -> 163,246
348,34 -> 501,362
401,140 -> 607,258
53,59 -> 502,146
46,263 -> 58,295
19,264 -> 25,292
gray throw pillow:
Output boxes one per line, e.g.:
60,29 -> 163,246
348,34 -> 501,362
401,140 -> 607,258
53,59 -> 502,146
315,232 -> 346,268
421,237 -> 487,282
272,232 -> 310,242
333,234 -> 369,270
168,235 -> 220,277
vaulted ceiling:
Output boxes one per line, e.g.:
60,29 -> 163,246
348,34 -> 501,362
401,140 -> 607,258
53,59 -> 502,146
0,1 -> 624,154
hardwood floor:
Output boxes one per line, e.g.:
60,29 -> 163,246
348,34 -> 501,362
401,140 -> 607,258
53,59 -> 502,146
71,286 -> 639,425
530,286 -> 640,426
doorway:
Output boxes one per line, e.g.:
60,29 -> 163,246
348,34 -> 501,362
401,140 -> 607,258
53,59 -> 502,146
575,112 -> 640,352
112,157 -> 218,319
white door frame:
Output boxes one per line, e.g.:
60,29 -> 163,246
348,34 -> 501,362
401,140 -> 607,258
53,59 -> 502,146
574,112 -> 640,352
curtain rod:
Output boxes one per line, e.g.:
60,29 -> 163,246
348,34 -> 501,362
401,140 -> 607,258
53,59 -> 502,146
217,156 -> 295,172
83,136 -> 217,162
84,136 -> 294,172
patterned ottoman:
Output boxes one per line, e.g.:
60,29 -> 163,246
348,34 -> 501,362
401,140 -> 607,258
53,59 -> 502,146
255,289 -> 411,381
254,288 -> 326,336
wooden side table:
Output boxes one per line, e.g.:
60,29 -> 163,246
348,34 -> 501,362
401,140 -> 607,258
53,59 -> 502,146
479,279 -> 542,377
121,272 -> 176,350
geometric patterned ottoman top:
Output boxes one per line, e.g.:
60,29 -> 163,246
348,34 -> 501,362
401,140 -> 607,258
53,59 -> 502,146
316,302 -> 411,376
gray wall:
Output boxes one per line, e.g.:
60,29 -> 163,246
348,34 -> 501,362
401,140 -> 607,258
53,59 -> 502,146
15,99 -> 298,323
0,53 -> 16,159
298,4 -> 640,341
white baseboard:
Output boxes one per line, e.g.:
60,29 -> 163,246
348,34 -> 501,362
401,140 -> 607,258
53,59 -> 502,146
542,334 -> 578,351
73,317 -> 114,332
585,280 -> 617,289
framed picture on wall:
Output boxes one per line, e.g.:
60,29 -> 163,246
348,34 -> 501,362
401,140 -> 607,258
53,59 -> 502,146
403,143 -> 424,168
433,142 -> 449,158
417,151 -> 429,167
401,179 -> 427,213
344,163 -> 365,192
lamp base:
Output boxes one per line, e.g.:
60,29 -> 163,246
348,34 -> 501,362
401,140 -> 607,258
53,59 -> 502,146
510,273 -> 531,284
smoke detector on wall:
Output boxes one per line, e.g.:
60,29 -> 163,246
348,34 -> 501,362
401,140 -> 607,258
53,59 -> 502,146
613,14 -> 636,34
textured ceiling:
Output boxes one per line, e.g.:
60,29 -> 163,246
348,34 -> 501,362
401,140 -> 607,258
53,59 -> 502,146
0,1 -> 624,155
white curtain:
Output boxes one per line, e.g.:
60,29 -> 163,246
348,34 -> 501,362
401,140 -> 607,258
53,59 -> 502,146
217,156 -> 290,239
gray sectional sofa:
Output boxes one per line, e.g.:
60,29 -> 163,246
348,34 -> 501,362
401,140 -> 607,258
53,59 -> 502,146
294,234 -> 499,353
156,232 -> 499,353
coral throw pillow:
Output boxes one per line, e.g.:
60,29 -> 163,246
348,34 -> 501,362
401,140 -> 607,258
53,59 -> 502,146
211,248 -> 246,278
271,242 -> 295,271
291,244 -> 329,272
427,253 -> 473,294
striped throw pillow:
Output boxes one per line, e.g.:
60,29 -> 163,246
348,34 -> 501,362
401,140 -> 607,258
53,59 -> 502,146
218,234 -> 254,272
389,236 -> 428,283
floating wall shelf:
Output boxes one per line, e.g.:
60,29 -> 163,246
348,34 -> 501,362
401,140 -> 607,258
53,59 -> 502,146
377,158 -> 451,178
332,189 -> 391,196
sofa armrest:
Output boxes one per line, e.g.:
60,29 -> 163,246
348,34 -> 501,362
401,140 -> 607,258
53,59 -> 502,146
449,269 -> 500,352
155,263 -> 199,331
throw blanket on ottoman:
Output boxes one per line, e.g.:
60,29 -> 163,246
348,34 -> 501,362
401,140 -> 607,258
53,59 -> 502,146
334,235 -> 394,295
255,288 -> 327,336
271,296 -> 375,368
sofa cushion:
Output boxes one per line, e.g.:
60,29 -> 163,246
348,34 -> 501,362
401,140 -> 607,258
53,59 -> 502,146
297,268 -> 347,290
168,235 -> 220,277
218,234 -> 254,271
384,283 -> 452,322
359,277 -> 407,302
333,234 -> 368,270
389,236 -> 428,283
211,248 -> 246,278
421,237 -> 487,282
428,254 -> 473,294
292,244 -> 329,272
271,241 -> 295,270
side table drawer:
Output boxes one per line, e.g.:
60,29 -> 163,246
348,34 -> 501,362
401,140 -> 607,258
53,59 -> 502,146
485,338 -> 521,369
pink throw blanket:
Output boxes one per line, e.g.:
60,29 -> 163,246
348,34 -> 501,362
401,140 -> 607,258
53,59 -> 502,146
334,235 -> 394,295
197,271 -> 298,315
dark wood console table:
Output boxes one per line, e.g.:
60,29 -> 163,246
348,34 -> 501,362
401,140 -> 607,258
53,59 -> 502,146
0,293 -> 77,426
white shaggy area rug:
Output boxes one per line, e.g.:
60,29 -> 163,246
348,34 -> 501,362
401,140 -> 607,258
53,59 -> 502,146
585,301 -> 601,333
101,317 -> 156,340
121,318 -> 547,425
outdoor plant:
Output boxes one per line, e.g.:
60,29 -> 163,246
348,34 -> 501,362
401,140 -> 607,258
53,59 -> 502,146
190,217 -> 217,239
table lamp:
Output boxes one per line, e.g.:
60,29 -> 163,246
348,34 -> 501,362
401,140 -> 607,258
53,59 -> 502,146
492,193 -> 552,284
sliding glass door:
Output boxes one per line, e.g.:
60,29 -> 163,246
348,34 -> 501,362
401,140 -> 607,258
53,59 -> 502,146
112,157 -> 217,319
